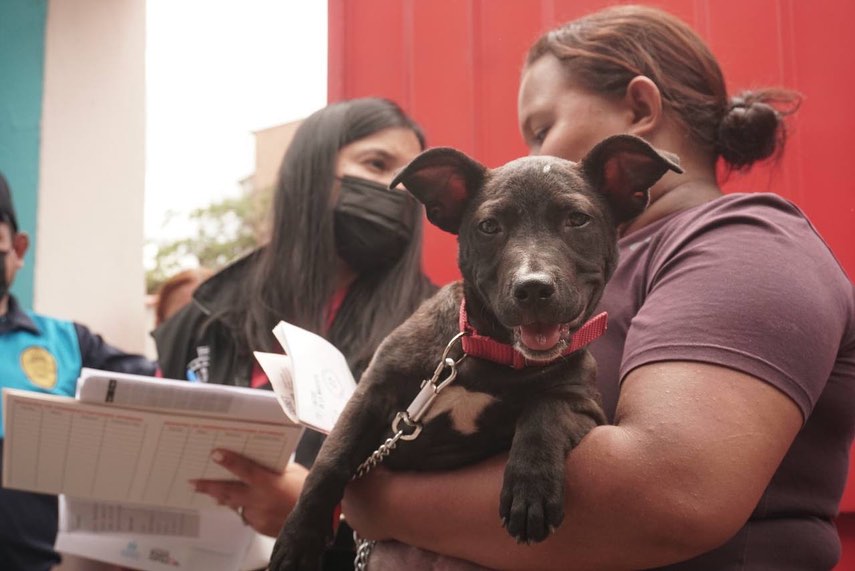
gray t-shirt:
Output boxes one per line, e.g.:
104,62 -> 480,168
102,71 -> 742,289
590,192 -> 855,569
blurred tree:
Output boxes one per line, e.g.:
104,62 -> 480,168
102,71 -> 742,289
145,186 -> 272,293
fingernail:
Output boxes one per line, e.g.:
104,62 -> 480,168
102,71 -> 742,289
211,450 -> 224,463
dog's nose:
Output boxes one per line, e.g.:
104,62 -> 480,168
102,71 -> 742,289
513,277 -> 556,305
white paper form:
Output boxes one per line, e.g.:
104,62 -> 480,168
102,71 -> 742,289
76,368 -> 287,425
55,499 -> 257,571
56,511 -> 274,571
253,351 -> 299,424
55,533 -> 249,571
7,370 -> 294,571
61,499 -> 203,536
269,321 -> 357,434
2,389 -> 300,509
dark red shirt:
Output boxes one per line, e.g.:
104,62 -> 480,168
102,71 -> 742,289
590,193 -> 855,569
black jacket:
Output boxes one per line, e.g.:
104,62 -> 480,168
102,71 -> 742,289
154,251 -> 259,388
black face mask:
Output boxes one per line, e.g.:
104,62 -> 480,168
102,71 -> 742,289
0,251 -> 8,300
333,175 -> 417,273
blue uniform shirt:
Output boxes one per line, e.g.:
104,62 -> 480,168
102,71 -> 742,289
0,302 -> 81,436
0,296 -> 155,571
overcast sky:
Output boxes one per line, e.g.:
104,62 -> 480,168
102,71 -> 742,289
143,0 -> 327,249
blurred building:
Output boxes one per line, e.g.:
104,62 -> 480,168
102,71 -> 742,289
252,120 -> 302,195
244,120 -> 303,245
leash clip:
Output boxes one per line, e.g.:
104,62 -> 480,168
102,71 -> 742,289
355,331 -> 468,475
408,332 -> 466,421
392,332 -> 467,439
391,411 -> 422,441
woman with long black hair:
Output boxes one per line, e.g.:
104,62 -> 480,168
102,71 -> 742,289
153,97 -> 436,569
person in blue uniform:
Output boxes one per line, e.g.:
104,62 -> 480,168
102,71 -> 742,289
0,171 -> 157,570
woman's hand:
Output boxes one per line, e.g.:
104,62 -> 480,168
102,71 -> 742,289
191,449 -> 308,537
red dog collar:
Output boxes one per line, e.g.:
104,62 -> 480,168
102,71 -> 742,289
459,300 -> 607,369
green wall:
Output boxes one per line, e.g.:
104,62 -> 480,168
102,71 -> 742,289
0,0 -> 47,310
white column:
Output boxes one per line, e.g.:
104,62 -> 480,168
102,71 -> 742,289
36,0 -> 147,353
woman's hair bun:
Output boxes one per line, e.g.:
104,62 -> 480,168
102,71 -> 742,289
716,92 -> 783,170
716,89 -> 802,170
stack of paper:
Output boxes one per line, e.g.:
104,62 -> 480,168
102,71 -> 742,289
1,321 -> 357,571
4,373 -> 299,509
2,368 -> 302,570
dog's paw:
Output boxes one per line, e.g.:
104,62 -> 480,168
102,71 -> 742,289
268,522 -> 328,571
498,463 -> 564,544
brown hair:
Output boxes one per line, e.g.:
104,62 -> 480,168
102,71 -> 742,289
155,268 -> 213,326
526,4 -> 801,170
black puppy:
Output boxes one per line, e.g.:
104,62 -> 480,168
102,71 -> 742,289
269,134 -> 681,571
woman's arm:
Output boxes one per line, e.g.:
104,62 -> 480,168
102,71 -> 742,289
342,361 -> 802,571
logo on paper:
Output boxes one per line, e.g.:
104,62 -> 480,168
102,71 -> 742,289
120,541 -> 141,560
149,547 -> 180,566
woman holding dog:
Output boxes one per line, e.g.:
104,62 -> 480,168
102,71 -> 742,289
341,5 -> 855,570
153,97 -> 436,569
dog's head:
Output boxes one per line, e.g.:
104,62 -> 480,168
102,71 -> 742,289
392,134 -> 682,362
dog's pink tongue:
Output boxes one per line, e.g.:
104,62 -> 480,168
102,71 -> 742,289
519,324 -> 562,351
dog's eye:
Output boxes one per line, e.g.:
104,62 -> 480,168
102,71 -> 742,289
478,218 -> 501,235
566,212 -> 591,228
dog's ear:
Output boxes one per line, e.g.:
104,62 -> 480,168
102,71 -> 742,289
390,147 -> 486,234
580,134 -> 683,224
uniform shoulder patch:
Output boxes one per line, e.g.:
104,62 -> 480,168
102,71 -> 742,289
20,346 -> 58,389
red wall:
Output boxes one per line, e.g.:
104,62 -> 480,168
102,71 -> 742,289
330,0 -> 855,285
329,0 -> 855,566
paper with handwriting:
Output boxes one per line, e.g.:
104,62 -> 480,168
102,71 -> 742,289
254,322 -> 356,435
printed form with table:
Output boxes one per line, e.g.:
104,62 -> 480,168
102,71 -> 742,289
1,321 -> 356,571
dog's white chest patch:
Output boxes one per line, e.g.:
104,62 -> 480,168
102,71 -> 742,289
422,386 -> 497,435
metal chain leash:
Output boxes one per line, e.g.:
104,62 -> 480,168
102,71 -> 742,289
352,431 -> 404,481
353,536 -> 376,571
352,332 -> 467,571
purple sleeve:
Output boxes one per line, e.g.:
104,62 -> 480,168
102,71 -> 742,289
620,195 -> 853,419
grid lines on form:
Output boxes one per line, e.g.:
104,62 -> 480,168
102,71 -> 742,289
8,400 -> 43,490
244,427 -> 294,472
91,413 -> 147,500
35,404 -> 73,492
